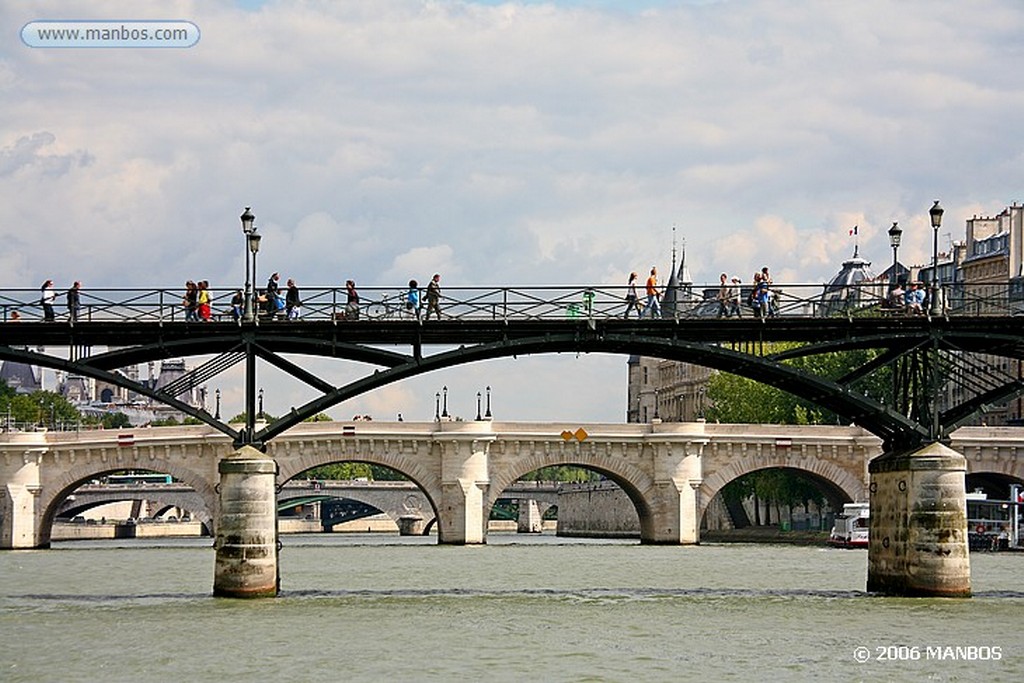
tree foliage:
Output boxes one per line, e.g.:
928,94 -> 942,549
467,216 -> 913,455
521,466 -> 602,482
304,463 -> 407,481
722,468 -> 828,527
705,343 -> 889,425
0,388 -> 80,426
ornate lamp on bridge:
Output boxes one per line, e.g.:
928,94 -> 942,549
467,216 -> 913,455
240,207 -> 262,322
888,221 -> 902,284
929,200 -> 943,316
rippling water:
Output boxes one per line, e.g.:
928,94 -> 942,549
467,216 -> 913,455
2,534 -> 1021,682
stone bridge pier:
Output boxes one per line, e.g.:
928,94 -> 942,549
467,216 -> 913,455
0,433 -> 46,549
868,442 -> 971,597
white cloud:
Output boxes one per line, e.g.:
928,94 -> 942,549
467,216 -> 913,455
3,0 -> 1024,420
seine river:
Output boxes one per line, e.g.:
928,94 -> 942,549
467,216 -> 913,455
2,534 -> 1021,682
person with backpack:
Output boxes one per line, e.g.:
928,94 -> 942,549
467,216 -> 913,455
406,279 -> 421,321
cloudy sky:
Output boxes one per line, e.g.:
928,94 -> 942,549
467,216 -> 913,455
3,0 -> 1024,423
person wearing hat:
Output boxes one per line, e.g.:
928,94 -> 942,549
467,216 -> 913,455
717,273 -> 743,318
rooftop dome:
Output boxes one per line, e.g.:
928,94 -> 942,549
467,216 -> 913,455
819,246 -> 880,316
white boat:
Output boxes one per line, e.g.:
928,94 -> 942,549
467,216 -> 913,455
828,502 -> 869,548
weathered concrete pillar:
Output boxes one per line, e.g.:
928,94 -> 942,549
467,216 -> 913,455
646,426 -> 706,544
213,446 -> 278,598
517,499 -> 543,533
867,442 -> 971,597
397,515 -> 425,536
437,424 -> 493,545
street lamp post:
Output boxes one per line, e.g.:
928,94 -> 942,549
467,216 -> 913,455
929,200 -> 944,315
442,386 -> 449,419
215,388 -> 221,420
888,221 -> 902,283
240,207 -> 262,322
248,231 -> 262,322
485,385 -> 492,419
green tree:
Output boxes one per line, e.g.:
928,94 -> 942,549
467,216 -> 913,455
98,412 -> 132,429
1,389 -> 81,427
705,344 -> 888,425
306,462 -> 373,480
522,466 -> 601,482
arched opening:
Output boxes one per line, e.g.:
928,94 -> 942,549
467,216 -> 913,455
489,462 -> 652,541
964,471 -> 1024,551
701,466 -> 854,541
283,461 -> 438,537
46,468 -> 211,542
965,471 -> 1024,500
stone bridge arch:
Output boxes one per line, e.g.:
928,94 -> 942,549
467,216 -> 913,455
37,461 -> 217,547
698,456 -> 867,527
487,446 -> 657,540
60,490 -> 208,522
274,443 -> 442,530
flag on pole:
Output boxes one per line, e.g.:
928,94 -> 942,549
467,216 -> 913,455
849,225 -> 858,236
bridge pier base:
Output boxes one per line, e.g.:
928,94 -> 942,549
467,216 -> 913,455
1,482 -> 42,549
437,431 -> 493,544
867,442 -> 971,598
645,478 -> 702,544
517,499 -> 543,533
397,515 -> 425,535
213,447 -> 279,598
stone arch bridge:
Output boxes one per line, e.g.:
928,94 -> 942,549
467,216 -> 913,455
4,420 -> 1021,550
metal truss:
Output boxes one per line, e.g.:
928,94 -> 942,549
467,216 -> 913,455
1,315 -> 1023,452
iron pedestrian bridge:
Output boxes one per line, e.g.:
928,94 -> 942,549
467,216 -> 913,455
3,283 -> 1024,452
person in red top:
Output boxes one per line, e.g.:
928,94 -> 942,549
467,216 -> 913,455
641,266 -> 661,318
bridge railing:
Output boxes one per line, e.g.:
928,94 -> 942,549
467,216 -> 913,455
2,281 -> 1022,323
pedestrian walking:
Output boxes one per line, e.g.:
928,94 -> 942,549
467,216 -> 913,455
40,279 -> 56,321
624,272 -> 641,318
425,273 -> 442,320
727,277 -> 743,317
406,279 -> 421,320
197,280 -> 212,321
266,272 -> 282,318
66,281 -> 81,323
230,289 -> 244,321
286,278 -> 302,320
716,273 -> 730,318
641,267 -> 661,318
345,280 -> 360,320
183,281 -> 198,321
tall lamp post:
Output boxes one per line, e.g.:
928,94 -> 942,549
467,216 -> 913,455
240,207 -> 262,322
929,200 -> 944,315
888,221 -> 902,286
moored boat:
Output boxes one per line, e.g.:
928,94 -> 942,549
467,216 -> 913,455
827,502 -> 869,548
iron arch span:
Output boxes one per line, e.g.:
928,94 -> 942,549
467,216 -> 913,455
1,320 -> 980,449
